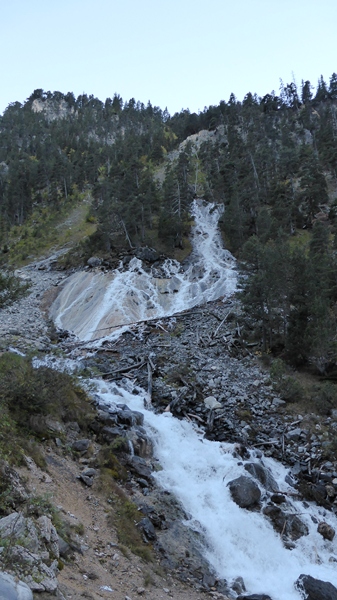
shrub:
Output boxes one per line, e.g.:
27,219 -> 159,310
311,382 -> 337,415
270,358 -> 304,403
0,352 -> 94,436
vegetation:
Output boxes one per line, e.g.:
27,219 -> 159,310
0,352 -> 95,463
1,74 -> 337,371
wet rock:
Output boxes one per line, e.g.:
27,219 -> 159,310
238,595 -> 273,600
232,576 -> 246,594
270,493 -> 286,504
228,476 -> 261,509
317,521 -> 335,541
263,505 -> 309,540
244,462 -> 279,492
295,574 -> 337,600
128,427 -> 153,458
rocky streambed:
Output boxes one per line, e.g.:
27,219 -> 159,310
2,258 -> 337,599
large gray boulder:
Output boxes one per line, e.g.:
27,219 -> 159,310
228,476 -> 261,509
0,571 -> 33,599
295,574 -> 337,600
244,462 -> 279,492
263,505 -> 308,540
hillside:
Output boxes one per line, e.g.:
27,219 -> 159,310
1,75 -> 337,598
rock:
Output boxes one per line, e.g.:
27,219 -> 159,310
128,428 -> 153,458
286,428 -> 302,442
72,439 -> 90,452
204,396 -> 222,409
228,476 -> 261,509
79,474 -> 94,487
238,595 -> 273,600
135,247 -> 159,263
232,576 -> 246,594
100,426 -> 127,445
137,517 -> 157,541
81,468 -> 97,478
128,456 -> 153,481
317,521 -> 335,541
270,493 -> 286,504
0,571 -> 33,599
263,505 -> 309,540
0,512 -> 26,539
58,535 -> 72,558
4,545 -> 58,593
244,462 -> 279,492
87,257 -> 102,267
295,574 -> 337,600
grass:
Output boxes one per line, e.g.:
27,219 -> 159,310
0,352 -> 95,467
1,194 -> 96,268
108,498 -> 154,563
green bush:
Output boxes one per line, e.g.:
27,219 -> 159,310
311,382 -> 337,415
0,352 -> 94,437
270,358 -> 304,403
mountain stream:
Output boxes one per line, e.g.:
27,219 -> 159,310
50,201 -> 337,599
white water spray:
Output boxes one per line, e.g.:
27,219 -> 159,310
94,379 -> 337,600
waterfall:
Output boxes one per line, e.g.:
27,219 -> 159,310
50,200 -> 237,342
47,199 -> 337,599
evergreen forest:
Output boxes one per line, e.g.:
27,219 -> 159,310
1,75 -> 337,374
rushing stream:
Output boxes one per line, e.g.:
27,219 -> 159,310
49,200 -> 337,599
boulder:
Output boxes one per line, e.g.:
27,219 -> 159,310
263,505 -> 309,540
128,456 -> 153,480
135,247 -> 159,263
0,571 -> 33,600
317,521 -> 335,541
137,517 -> 157,541
204,396 -> 222,410
228,476 -> 261,509
72,439 -> 90,452
238,595 -> 273,600
87,257 -> 102,267
295,574 -> 337,600
128,428 -> 153,458
244,462 -> 279,492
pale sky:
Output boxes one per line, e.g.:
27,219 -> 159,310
1,0 -> 336,116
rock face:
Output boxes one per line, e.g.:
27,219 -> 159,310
295,574 -> 337,600
228,476 -> 261,509
0,512 -> 59,593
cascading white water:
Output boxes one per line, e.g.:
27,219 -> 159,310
50,200 -> 237,342
47,200 -> 337,599
94,379 -> 337,600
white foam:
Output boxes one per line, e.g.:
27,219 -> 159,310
94,378 -> 337,600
